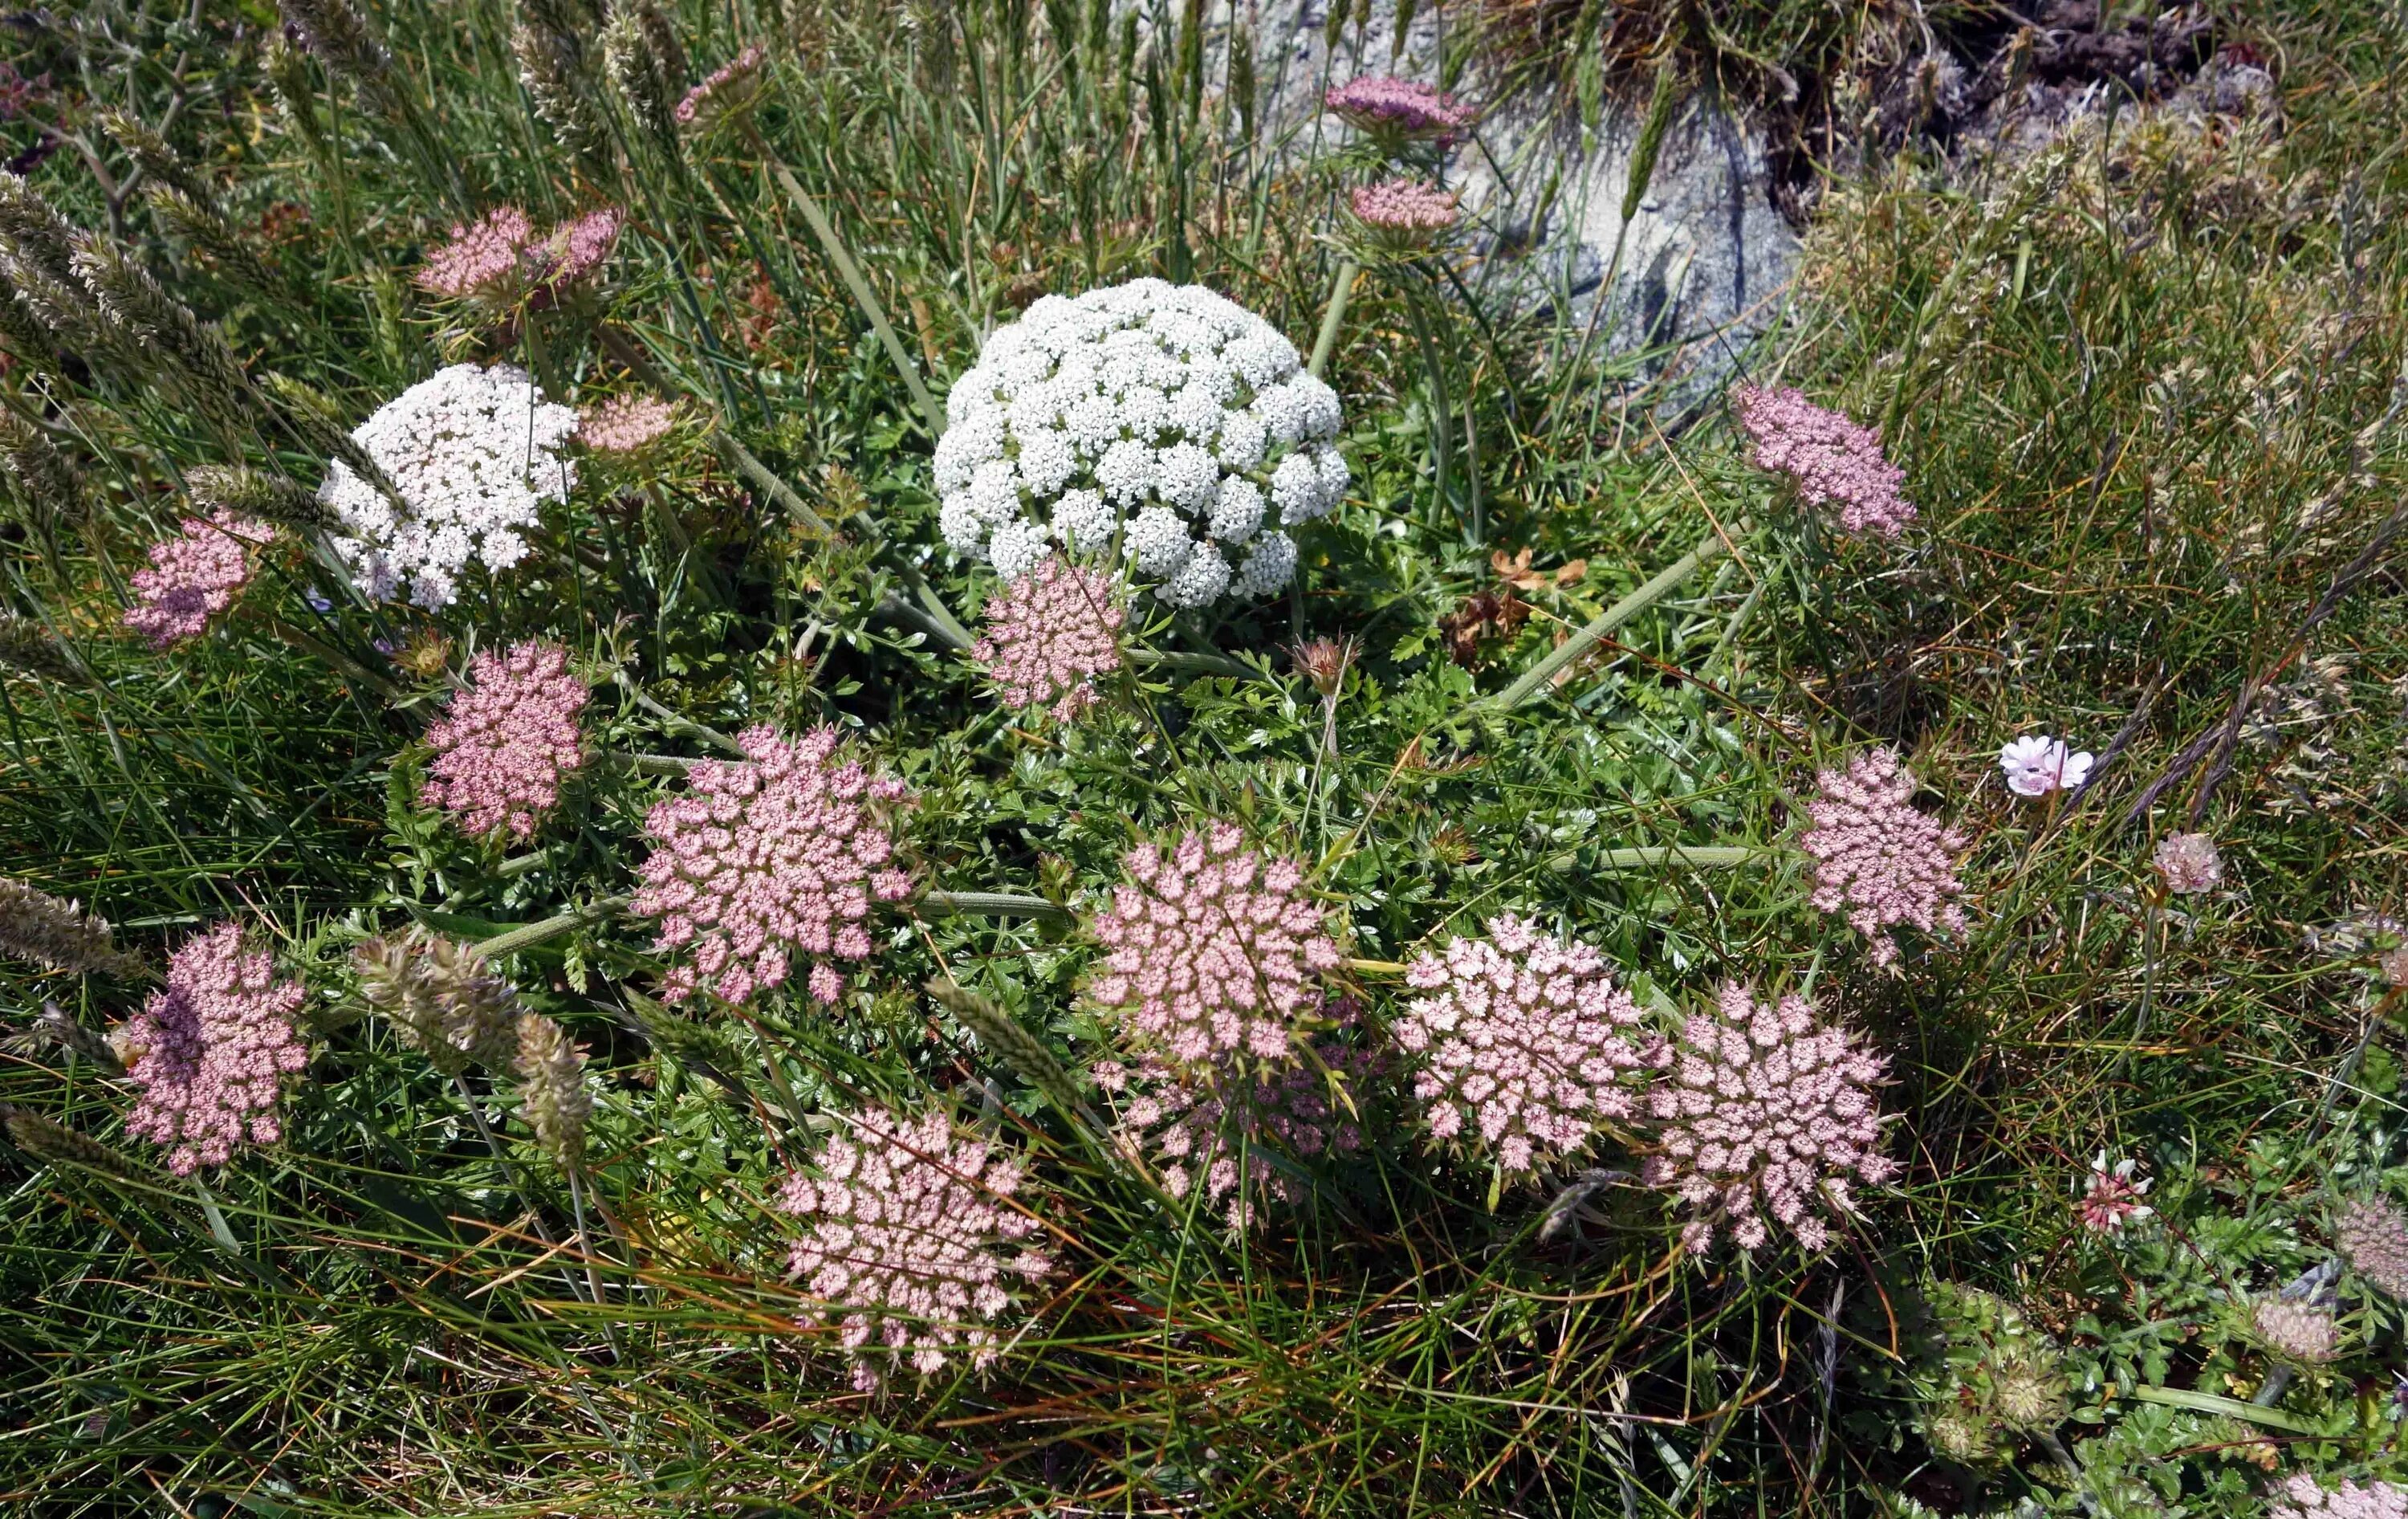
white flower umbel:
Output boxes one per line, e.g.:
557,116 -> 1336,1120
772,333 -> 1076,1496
934,279 -> 1348,608
318,364 -> 580,609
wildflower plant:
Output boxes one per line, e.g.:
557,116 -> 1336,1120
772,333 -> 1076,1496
2335,1195 -> 2408,1298
777,1102 -> 1054,1391
117,925 -> 307,1175
1731,384 -> 1915,539
420,640 -> 589,841
2270,1476 -> 2408,1519
1323,75 -> 1475,151
1799,747 -> 1970,967
971,556 -> 1126,722
124,512 -> 274,649
934,279 -> 1348,605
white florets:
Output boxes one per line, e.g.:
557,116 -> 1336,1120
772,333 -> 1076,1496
318,364 -> 579,609
937,279 -> 1348,608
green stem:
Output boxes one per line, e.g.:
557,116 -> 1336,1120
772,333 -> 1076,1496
612,669 -> 745,756
468,897 -> 630,961
1551,845 -> 1763,871
712,430 -> 833,537
1403,291 -> 1458,543
1486,531 -> 1732,711
1308,255 -> 1360,379
1129,647 -> 1258,680
919,890 -> 1077,926
759,153 -> 945,437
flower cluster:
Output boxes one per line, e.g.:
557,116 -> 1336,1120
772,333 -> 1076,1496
417,205 -> 621,307
1395,915 -> 1662,1177
1086,821 -> 1340,1065
2270,1476 -> 2408,1519
674,44 -> 767,130
2337,1195 -> 2408,1298
118,925 -> 308,1175
1731,384 -> 1915,539
421,640 -> 588,840
1093,1008 -> 1378,1229
2251,1297 -> 2340,1362
577,394 -> 678,454
1643,983 -> 1900,1252
2076,1153 -> 2154,1233
0,874 -> 141,978
633,724 -> 914,1006
352,926 -> 521,1078
1800,747 -> 1969,967
934,279 -> 1347,605
778,1103 -> 1054,1391
1347,180 -> 1459,256
1324,75 -> 1475,145
2152,831 -> 2223,894
1999,734 -> 2093,796
319,364 -> 580,608
124,511 -> 272,648
973,556 -> 1125,722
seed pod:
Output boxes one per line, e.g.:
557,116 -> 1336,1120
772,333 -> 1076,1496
514,1011 -> 592,1170
354,928 -> 522,1078
2,1106 -> 155,1182
0,875 -> 145,978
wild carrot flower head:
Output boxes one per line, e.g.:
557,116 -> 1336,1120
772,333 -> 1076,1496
936,279 -> 1345,606
124,511 -> 272,649
2251,1297 -> 2340,1363
0,875 -> 143,978
1086,821 -> 1341,1067
973,556 -> 1126,722
577,394 -> 678,454
2152,831 -> 2223,894
2337,1195 -> 2408,1299
118,925 -> 307,1175
351,926 -> 521,1078
2269,1476 -> 2408,1519
2076,1153 -> 2154,1233
673,43 -> 767,130
319,364 -> 578,609
1800,747 -> 1970,967
1092,1003 -> 1380,1230
1731,384 -> 1914,540
777,1102 -> 1054,1391
1324,75 -> 1475,145
1347,179 -> 1459,256
1643,983 -> 1900,1253
633,724 -> 914,1007
1999,734 -> 2093,796
527,206 -> 621,293
1395,914 -> 1662,1179
416,206 -> 537,301
421,640 -> 588,841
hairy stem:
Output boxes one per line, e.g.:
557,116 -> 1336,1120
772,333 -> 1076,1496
1308,255 -> 1360,379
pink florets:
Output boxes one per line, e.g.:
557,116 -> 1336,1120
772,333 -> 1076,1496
2076,1152 -> 2154,1234
777,1103 -> 1054,1391
1800,747 -> 1970,967
118,925 -> 307,1175
577,394 -> 678,454
417,206 -> 620,307
421,641 -> 588,840
1643,983 -> 1899,1253
633,724 -> 914,1006
2269,1476 -> 2408,1519
974,556 -> 1126,723
1349,179 -> 1458,232
1324,75 -> 1475,143
1086,821 -> 1341,1067
1093,1004 -> 1379,1230
124,511 -> 272,649
2152,831 -> 2223,894
674,44 -> 767,128
1731,384 -> 1915,539
1395,914 -> 1662,1179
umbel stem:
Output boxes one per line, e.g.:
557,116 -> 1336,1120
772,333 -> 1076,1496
1487,530 -> 1734,711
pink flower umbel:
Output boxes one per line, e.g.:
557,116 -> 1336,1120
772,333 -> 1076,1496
1643,983 -> 1899,1253
1093,1004 -> 1380,1230
527,206 -> 621,292
1348,179 -> 1459,255
577,394 -> 678,454
2271,1476 -> 2408,1519
1324,75 -> 1475,145
1731,384 -> 1914,539
118,925 -> 307,1175
1999,734 -> 2093,796
674,43 -> 767,130
2337,1195 -> 2408,1298
1086,821 -> 1341,1067
124,511 -> 272,649
1395,914 -> 1662,1179
778,1103 -> 1054,1391
421,641 -> 588,840
974,556 -> 1126,722
1800,747 -> 1970,967
2251,1297 -> 2340,1363
416,206 -> 538,301
2076,1152 -> 2153,1233
633,724 -> 913,1006
2152,831 -> 2223,894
